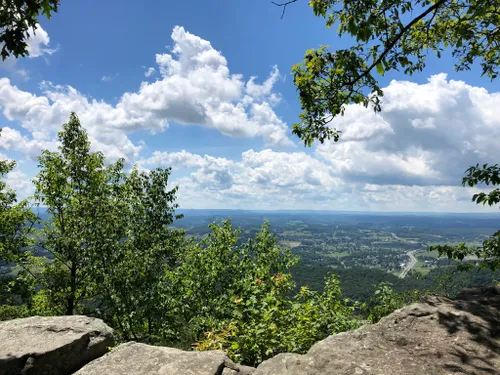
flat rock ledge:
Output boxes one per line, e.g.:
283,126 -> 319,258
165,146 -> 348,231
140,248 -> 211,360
0,315 -> 114,375
74,342 -> 251,375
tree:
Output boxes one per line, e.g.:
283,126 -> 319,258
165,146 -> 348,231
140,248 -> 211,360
180,220 -> 359,366
1,0 -> 60,60
29,113 -> 185,341
33,112 -> 120,315
93,165 -> 184,342
272,0 -> 500,146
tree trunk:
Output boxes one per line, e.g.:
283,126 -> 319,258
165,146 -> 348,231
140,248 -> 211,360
66,262 -> 77,315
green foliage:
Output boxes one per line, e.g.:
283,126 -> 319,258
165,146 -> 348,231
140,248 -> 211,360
362,282 -> 423,323
431,164 -> 500,270
32,112 -> 121,315
185,222 -> 359,365
1,0 -> 60,60
291,0 -> 500,145
1,113 -> 183,342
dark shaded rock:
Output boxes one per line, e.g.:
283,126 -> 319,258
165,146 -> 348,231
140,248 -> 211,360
75,342 -> 228,375
254,286 -> 500,375
0,315 -> 114,375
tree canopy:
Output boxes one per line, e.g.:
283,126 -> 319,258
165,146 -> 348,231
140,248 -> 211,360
1,0 -> 60,60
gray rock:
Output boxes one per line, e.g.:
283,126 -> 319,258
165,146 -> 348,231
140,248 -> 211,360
223,357 -> 256,374
75,342 -> 228,375
0,315 -> 114,375
254,286 -> 500,375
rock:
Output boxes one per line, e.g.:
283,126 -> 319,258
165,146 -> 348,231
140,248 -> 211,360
254,286 -> 500,375
0,315 -> 114,375
75,342 -> 228,375
223,357 -> 256,374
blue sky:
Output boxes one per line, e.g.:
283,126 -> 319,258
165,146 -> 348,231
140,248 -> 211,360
1,0 -> 499,212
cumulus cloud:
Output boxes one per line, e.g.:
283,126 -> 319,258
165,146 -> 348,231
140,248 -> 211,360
120,26 -> 292,145
25,25 -> 57,58
2,169 -> 34,200
0,25 -> 292,166
1,23 -> 499,212
0,127 -> 57,159
315,74 -> 500,187
135,74 -> 500,211
138,148 -> 495,212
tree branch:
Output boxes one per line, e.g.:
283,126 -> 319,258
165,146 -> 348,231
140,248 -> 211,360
272,0 -> 300,19
348,0 -> 448,87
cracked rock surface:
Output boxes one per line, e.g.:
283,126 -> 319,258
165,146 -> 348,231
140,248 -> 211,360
0,315 -> 114,375
253,286 -> 500,375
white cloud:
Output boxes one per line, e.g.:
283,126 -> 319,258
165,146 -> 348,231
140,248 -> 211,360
139,148 -> 495,212
144,67 -> 156,77
3,169 -> 34,200
119,26 -> 292,146
25,25 -> 57,58
315,74 -> 500,187
0,127 -> 57,159
135,74 -> 500,212
245,65 -> 280,98
101,73 -> 119,82
1,23 -> 499,212
1,24 -> 57,79
0,25 -> 292,166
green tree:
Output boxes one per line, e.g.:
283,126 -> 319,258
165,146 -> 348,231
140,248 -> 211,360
93,166 -> 184,342
1,0 -> 60,60
181,220 -> 359,366
30,113 -> 184,343
274,0 -> 500,145
32,112 -> 121,315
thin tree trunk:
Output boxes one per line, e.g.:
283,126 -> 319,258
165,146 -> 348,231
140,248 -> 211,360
66,262 -> 77,315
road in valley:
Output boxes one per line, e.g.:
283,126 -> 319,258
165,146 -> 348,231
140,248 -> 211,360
389,232 -> 426,279
399,250 -> 418,279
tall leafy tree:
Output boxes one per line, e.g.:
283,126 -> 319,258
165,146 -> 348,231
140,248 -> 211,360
169,220 -> 359,365
33,112 -> 117,315
32,112 -> 184,341
93,166 -> 184,342
1,0 -> 60,60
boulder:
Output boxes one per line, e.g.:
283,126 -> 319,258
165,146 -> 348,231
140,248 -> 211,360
254,286 -> 500,375
75,342 -> 228,375
0,315 -> 114,375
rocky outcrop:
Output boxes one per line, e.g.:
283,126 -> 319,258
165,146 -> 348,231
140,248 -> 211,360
0,315 -> 113,375
254,286 -> 500,375
75,342 -> 228,375
2,286 -> 499,375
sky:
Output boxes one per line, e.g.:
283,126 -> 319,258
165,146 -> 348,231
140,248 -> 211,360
1,0 -> 499,213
